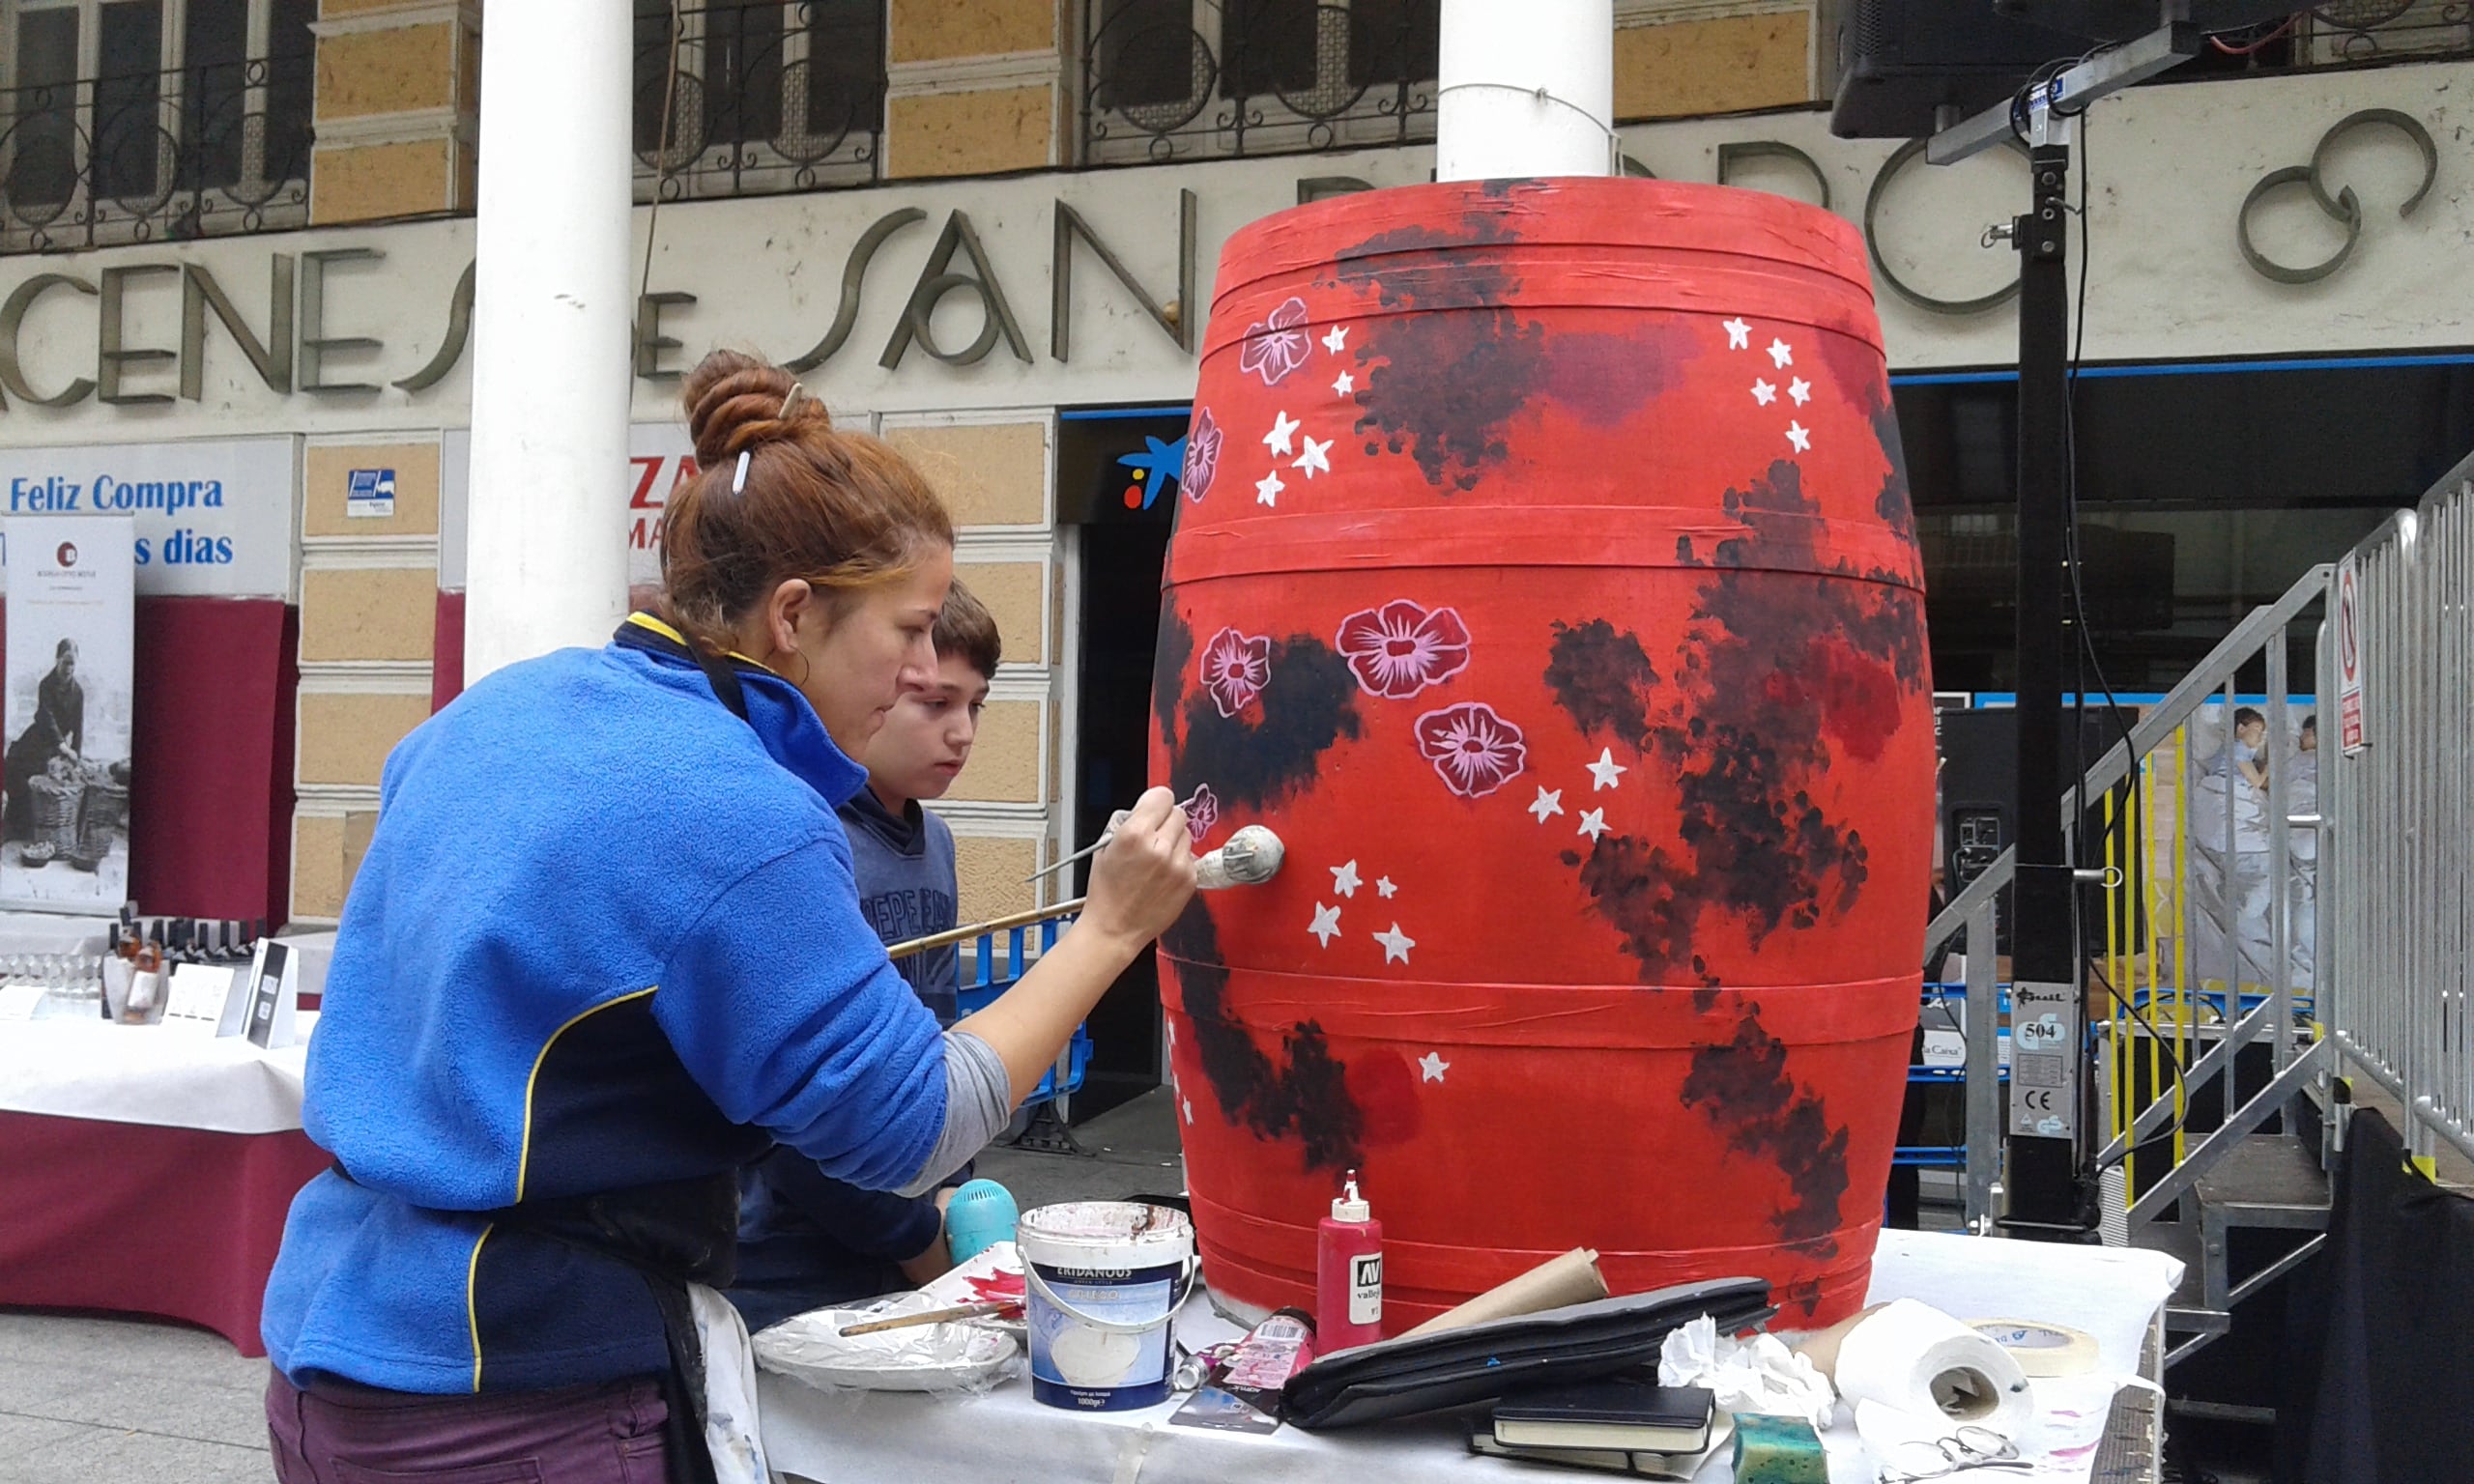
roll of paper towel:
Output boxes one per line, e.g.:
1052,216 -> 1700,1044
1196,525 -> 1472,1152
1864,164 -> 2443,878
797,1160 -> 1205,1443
1831,1298 -> 2032,1440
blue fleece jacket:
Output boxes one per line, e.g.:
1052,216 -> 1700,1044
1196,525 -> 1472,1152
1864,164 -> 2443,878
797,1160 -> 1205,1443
261,627 -> 950,1393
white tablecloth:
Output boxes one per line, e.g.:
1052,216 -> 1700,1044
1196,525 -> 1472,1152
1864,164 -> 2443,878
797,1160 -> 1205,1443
0,1013 -> 314,1134
0,912 -> 116,956
758,1229 -> 2181,1484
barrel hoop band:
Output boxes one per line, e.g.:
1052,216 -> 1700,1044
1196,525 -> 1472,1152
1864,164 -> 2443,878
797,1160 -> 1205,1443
1160,962 -> 1927,1046
1164,504 -> 1924,593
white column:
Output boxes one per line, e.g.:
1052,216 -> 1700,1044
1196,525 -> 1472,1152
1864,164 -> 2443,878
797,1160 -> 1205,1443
1435,0 -> 1615,183
463,0 -> 635,681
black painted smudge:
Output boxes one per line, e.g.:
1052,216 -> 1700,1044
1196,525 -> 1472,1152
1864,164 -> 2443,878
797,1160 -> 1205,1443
1328,216 -> 1535,494
1553,448 -> 1923,1247
1328,203 -> 1697,492
1871,398 -> 1917,544
1152,594 -> 1194,750
1166,636 -> 1362,814
1164,900 -> 1364,1173
1804,328 -> 1914,545
1543,619 -> 1659,748
1681,1005 -> 1851,1243
1706,460 -> 1926,687
1785,1278 -> 1827,1319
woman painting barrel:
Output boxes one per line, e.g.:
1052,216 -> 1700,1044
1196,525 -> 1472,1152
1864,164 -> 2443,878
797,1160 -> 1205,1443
262,351 -> 1195,1482
1154,178 -> 1933,1329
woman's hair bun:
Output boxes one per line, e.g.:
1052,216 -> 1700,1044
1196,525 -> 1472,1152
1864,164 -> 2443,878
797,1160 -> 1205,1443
682,348 -> 833,467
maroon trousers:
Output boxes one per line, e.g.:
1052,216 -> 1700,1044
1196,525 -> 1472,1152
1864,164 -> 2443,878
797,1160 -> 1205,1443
267,1370 -> 677,1484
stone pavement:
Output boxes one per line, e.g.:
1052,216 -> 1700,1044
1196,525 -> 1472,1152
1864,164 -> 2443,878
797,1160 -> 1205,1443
0,1308 -> 272,1484
0,1088 -> 1187,1484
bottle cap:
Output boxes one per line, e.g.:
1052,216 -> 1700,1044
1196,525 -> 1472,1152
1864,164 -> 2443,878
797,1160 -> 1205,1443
1331,1170 -> 1370,1223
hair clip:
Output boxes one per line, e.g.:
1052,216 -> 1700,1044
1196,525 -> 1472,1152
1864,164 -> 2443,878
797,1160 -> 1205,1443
779,382 -> 809,419
732,448 -> 751,495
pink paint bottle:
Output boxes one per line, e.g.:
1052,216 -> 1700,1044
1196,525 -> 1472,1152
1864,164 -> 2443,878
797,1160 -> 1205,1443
1315,1170 -> 1384,1350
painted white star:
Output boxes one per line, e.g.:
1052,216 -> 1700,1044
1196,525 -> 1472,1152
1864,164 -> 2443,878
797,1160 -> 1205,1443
1722,317 -> 1751,349
1376,876 -> 1396,899
1182,1097 -> 1194,1123
1293,434 -> 1332,478
1751,379 -> 1777,407
1309,901 -> 1342,946
1165,1020 -> 1175,1048
1788,376 -> 1811,406
1529,785 -> 1565,823
1419,1051 -> 1450,1083
1322,325 -> 1348,353
1587,747 -> 1627,790
1331,860 -> 1362,898
1254,470 -> 1284,507
1264,410 -> 1300,457
1767,338 -> 1794,368
1332,369 -> 1355,396
1576,808 -> 1609,842
1373,923 -> 1416,964
1786,421 -> 1812,454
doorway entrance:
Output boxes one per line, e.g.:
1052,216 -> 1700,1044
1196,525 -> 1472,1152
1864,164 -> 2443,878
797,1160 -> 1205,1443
1056,405 -> 1187,1121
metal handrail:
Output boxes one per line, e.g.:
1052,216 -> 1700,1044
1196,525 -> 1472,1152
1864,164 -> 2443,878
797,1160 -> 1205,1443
1926,559 -> 2336,1233
1922,563 -> 2335,965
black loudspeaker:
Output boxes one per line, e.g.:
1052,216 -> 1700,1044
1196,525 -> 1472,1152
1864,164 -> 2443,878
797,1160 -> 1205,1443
1830,0 -> 2106,139
1830,0 -> 2297,139
1939,705 -> 2143,956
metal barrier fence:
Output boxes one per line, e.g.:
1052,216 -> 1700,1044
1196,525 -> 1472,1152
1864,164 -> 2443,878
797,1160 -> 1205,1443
2323,451 -> 2474,1168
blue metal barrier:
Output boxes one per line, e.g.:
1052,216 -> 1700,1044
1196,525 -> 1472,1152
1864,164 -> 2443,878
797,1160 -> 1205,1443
954,917 -> 1091,1109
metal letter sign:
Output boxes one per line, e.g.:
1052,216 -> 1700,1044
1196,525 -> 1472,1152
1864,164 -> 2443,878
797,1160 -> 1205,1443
2337,554 -> 2366,756
2237,108 -> 2438,286
2007,980 -> 2080,1141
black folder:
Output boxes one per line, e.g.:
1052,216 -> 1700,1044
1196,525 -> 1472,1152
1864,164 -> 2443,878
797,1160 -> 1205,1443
1280,1277 -> 1773,1430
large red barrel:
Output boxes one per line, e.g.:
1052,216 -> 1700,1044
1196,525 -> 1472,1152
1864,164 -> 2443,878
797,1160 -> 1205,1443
1150,178 -> 1932,1330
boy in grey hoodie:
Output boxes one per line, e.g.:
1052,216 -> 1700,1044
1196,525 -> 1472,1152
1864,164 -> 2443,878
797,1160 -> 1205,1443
730,581 -> 1001,1330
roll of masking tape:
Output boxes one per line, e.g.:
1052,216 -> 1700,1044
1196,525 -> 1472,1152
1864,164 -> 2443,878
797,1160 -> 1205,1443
1970,1319 -> 2099,1378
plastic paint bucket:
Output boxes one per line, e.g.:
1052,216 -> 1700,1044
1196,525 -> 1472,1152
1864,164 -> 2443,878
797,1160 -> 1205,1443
1018,1201 -> 1194,1411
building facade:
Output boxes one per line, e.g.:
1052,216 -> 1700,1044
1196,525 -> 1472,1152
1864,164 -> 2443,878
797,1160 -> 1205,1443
0,0 -> 2467,1104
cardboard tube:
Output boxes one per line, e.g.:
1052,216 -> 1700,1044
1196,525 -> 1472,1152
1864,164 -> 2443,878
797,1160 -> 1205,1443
1790,1302 -> 1886,1383
1399,1248 -> 1607,1338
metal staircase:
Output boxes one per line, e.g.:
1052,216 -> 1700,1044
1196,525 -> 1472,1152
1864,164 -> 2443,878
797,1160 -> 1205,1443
1921,564 -> 2337,1375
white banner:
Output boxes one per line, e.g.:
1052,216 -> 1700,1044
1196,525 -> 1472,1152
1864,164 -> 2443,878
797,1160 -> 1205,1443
3,517 -> 135,911
439,423 -> 697,595
0,437 -> 295,598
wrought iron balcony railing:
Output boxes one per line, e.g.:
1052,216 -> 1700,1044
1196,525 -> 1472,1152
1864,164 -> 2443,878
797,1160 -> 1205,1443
634,0 -> 882,202
0,50 -> 311,254
2295,0 -> 2472,64
1082,0 -> 1438,165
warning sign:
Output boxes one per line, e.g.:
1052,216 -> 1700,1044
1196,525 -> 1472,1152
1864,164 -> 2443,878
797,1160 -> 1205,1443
2336,555 -> 2366,756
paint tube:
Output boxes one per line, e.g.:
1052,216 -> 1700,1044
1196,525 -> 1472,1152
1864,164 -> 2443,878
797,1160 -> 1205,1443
1215,1308 -> 1317,1413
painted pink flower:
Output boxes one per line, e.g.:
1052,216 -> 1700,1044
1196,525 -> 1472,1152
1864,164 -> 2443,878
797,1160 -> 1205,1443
1336,600 -> 1473,699
1199,627 -> 1273,718
1237,296 -> 1311,386
1182,408 -> 1223,502
1181,784 -> 1220,844
1415,702 -> 1528,799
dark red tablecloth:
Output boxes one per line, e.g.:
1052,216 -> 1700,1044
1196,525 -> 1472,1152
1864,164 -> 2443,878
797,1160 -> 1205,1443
0,1109 -> 329,1356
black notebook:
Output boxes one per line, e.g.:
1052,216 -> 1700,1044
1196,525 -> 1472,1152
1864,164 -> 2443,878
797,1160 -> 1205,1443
1280,1278 -> 1770,1431
1492,1382 -> 1716,1454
